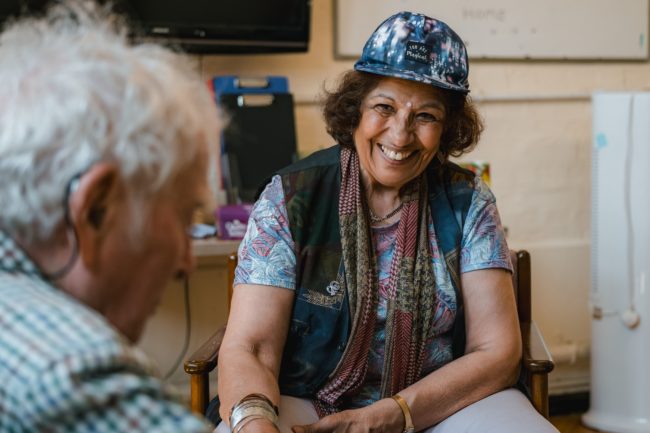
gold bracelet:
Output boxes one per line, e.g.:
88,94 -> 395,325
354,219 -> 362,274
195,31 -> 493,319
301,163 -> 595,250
391,394 -> 415,433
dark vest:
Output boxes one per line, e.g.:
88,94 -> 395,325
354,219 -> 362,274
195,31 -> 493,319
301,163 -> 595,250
271,145 -> 475,397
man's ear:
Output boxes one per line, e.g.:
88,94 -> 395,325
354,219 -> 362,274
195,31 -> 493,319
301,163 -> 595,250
67,162 -> 121,270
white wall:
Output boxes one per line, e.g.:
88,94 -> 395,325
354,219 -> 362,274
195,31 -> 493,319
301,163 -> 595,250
141,0 -> 650,394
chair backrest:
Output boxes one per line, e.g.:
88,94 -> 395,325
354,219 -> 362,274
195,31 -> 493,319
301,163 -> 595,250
227,249 -> 532,322
510,250 -> 532,324
227,253 -> 237,310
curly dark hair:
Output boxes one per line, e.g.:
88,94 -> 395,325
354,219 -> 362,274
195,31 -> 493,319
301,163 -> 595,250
322,71 -> 483,159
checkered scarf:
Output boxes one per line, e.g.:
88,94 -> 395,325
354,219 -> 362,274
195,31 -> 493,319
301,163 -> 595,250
314,146 -> 437,415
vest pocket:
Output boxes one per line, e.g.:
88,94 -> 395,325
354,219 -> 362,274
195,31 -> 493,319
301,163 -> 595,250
289,318 -> 310,336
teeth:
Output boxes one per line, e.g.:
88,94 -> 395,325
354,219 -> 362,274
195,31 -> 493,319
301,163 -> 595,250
380,145 -> 412,161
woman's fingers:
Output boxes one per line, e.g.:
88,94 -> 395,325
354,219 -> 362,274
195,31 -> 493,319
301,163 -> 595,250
292,413 -> 344,433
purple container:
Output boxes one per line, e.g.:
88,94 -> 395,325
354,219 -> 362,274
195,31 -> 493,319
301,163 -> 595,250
216,204 -> 253,240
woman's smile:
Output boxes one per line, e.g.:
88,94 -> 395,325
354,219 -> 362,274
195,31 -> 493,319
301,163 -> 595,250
378,143 -> 415,161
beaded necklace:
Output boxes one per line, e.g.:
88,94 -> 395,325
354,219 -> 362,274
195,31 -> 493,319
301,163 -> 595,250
368,201 -> 404,224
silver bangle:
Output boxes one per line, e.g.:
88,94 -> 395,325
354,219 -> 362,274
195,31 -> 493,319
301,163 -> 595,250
233,415 -> 264,433
230,400 -> 279,432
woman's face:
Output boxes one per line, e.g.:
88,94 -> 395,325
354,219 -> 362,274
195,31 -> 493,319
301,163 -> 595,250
353,77 -> 446,191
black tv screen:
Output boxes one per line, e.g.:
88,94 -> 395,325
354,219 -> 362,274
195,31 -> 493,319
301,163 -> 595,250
0,0 -> 311,54
0,0 -> 49,20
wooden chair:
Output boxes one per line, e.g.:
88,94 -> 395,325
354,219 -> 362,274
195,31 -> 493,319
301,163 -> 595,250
184,250 -> 554,418
510,250 -> 555,417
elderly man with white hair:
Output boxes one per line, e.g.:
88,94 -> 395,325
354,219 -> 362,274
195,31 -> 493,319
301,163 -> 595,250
0,2 -> 220,432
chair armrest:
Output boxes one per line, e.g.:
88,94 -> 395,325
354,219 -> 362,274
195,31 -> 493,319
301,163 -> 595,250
520,321 -> 554,418
521,322 -> 554,374
184,326 -> 225,375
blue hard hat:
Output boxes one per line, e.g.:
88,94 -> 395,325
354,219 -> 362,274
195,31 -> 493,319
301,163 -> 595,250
354,11 -> 470,94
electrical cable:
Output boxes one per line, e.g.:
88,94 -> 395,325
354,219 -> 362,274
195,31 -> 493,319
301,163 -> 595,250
590,95 -> 640,324
163,275 -> 192,381
624,95 -> 636,313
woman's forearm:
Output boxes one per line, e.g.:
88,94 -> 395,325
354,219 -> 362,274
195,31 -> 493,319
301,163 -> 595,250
217,343 -> 283,425
396,268 -> 522,430
216,283 -> 294,425
396,345 -> 520,430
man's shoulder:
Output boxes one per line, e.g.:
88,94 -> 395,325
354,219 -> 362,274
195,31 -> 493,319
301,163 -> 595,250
0,274 -> 147,379
0,275 -> 211,433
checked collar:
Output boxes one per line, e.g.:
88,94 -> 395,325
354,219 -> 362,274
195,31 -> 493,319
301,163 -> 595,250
0,230 -> 42,278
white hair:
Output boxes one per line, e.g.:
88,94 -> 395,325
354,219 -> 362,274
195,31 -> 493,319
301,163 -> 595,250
0,1 -> 220,242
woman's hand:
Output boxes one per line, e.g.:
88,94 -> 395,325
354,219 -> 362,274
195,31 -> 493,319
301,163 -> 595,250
291,398 -> 404,433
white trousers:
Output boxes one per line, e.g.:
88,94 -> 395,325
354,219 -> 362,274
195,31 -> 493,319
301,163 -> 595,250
215,389 -> 559,433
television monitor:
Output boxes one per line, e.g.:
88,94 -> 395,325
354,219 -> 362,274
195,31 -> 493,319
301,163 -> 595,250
0,0 -> 311,54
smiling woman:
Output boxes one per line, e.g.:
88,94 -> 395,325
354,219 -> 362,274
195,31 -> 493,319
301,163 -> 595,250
353,78 -> 447,209
215,10 -> 558,433
320,68 -> 482,224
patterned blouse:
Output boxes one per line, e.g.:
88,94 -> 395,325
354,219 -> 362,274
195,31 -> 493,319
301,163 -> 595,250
235,174 -> 512,407
0,231 -> 211,433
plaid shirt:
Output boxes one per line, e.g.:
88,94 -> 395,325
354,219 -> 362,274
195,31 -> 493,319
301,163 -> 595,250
0,231 -> 212,433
